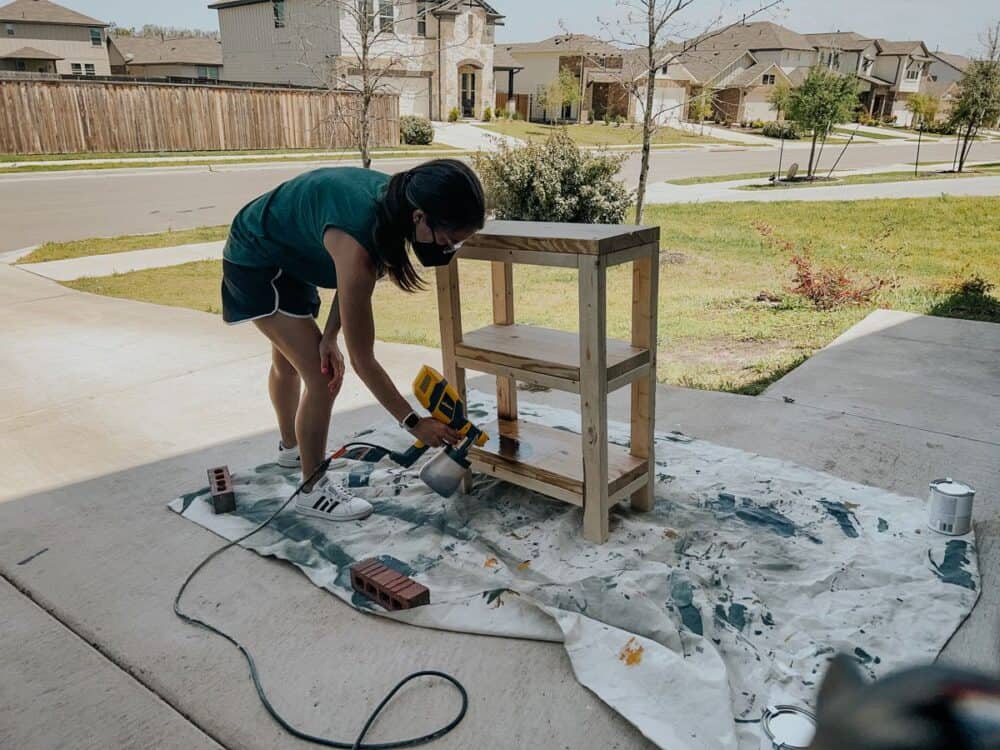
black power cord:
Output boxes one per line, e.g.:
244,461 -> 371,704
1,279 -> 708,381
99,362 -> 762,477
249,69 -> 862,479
174,445 -> 468,750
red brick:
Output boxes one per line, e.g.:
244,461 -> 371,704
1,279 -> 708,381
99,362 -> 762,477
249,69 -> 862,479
350,559 -> 430,610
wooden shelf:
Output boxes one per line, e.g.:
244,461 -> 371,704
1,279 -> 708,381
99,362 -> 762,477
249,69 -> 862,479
461,220 -> 659,256
455,324 -> 650,393
468,419 -> 648,507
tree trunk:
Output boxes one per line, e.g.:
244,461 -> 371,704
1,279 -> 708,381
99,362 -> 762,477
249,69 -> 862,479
958,124 -> 977,172
360,94 -> 372,169
807,130 -> 819,178
633,0 -> 658,225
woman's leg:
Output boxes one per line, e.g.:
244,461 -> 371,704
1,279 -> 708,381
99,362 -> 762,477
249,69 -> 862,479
268,345 -> 300,448
254,314 -> 334,487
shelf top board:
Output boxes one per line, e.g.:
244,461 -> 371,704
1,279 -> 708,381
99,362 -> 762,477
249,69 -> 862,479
461,220 -> 659,256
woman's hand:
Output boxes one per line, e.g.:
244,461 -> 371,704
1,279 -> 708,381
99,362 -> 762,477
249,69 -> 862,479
319,335 -> 346,396
410,417 -> 461,448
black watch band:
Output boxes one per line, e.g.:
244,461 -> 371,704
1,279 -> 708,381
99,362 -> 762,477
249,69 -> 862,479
400,411 -> 421,430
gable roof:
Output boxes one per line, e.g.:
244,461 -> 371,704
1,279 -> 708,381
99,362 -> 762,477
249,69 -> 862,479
0,0 -> 106,26
674,48 -> 755,85
930,51 -> 970,73
502,33 -> 620,56
432,0 -> 503,20
804,31 -> 875,52
874,39 -> 930,58
110,36 -> 222,67
687,21 -> 815,53
0,44 -> 62,59
492,44 -> 523,70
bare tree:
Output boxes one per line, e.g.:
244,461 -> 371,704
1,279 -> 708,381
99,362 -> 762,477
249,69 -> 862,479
950,20 -> 1000,172
587,0 -> 783,223
291,1 -> 476,167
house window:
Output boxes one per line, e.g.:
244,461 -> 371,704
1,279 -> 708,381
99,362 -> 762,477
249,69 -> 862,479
84,63 -> 95,76
90,27 -> 102,46
198,66 -> 219,80
273,0 -> 285,28
71,63 -> 82,74
15,59 -> 25,71
762,73 -> 776,85
5,23 -> 13,36
906,68 -> 920,80
378,0 -> 393,30
417,1 -> 427,36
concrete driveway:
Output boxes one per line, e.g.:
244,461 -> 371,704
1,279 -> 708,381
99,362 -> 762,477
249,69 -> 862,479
1,259 -> 996,748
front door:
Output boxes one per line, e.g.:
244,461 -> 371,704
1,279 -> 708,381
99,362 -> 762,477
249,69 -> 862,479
461,71 -> 476,118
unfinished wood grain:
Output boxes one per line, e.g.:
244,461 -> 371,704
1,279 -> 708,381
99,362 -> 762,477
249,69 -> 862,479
490,261 -> 518,422
456,324 -> 649,389
468,419 -> 645,502
579,255 -> 611,543
435,263 -> 472,493
456,245 -> 580,268
629,247 -> 659,512
0,79 -> 399,154
462,220 -> 660,257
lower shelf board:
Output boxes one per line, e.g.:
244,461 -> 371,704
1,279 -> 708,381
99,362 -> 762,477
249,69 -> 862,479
468,419 -> 648,506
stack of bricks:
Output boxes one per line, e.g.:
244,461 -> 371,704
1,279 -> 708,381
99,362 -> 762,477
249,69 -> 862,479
350,559 -> 430,611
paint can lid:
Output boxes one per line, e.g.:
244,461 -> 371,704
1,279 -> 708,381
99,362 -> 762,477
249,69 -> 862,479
761,704 -> 816,749
929,478 -> 975,496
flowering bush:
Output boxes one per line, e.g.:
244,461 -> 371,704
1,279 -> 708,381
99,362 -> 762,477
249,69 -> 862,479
472,129 -> 632,223
399,115 -> 433,145
761,121 -> 800,139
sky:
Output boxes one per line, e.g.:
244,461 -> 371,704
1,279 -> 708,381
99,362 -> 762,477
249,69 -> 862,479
67,0 -> 996,57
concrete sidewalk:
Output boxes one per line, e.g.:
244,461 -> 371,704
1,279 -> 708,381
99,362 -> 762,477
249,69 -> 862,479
433,122 -> 523,150
18,241 -> 225,281
0,266 -> 996,748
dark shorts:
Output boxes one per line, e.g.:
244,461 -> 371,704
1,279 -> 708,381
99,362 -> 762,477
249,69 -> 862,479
221,259 -> 321,325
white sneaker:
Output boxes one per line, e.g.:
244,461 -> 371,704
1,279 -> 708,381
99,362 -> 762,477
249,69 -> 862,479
295,476 -> 373,522
277,441 -> 301,468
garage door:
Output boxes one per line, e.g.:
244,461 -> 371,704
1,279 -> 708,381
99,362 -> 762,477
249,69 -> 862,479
652,84 -> 684,124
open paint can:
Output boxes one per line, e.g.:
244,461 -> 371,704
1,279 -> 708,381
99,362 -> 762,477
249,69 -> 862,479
760,704 -> 815,749
927,478 -> 975,536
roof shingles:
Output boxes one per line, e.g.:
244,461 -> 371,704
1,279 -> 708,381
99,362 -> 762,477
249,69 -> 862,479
0,0 -> 106,27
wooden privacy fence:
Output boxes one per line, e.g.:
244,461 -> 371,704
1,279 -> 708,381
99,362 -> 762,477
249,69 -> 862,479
0,78 -> 399,154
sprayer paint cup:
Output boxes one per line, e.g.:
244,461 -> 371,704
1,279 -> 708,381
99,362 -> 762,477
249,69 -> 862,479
927,478 -> 975,536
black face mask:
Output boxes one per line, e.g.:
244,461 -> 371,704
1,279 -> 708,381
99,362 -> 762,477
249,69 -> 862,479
411,217 -> 460,267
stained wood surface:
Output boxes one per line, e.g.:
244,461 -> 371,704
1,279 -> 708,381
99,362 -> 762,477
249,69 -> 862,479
468,419 -> 647,500
462,221 -> 660,256
0,79 -> 399,154
490,261 -> 518,422
456,324 -> 648,387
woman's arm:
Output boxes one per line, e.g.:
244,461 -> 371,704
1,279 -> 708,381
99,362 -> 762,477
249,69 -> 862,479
323,228 -> 458,446
323,291 -> 341,339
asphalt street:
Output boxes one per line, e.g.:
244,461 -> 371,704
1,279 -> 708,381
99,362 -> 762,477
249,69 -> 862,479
2,139 -> 999,252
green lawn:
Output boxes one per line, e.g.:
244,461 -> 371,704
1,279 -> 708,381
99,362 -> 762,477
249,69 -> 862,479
62,197 -> 999,395
475,120 -> 740,147
669,171 -> 774,185
737,167 -> 1000,190
831,126 -> 910,140
18,226 -> 230,264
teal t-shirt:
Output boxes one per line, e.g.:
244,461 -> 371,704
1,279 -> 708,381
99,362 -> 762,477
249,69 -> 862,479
225,167 -> 390,288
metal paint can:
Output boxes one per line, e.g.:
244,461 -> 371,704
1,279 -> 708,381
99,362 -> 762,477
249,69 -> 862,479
760,704 -> 816,749
927,478 -> 975,536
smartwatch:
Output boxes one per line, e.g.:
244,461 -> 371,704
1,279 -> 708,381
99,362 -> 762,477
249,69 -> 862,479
399,411 -> 421,431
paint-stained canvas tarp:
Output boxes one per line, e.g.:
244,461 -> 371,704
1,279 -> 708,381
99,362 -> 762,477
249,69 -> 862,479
169,397 -> 978,750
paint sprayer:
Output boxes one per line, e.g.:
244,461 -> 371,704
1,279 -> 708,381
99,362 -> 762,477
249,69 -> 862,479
332,365 -> 488,497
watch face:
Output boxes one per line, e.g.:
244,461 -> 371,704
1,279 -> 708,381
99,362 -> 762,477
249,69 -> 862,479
404,412 -> 420,429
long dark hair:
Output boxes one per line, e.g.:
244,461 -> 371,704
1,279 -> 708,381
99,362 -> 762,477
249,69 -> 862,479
373,159 -> 486,292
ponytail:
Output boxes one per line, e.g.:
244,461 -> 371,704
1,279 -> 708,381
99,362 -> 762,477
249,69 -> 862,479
372,159 -> 486,293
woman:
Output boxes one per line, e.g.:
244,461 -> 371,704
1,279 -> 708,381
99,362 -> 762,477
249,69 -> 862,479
221,159 -> 486,522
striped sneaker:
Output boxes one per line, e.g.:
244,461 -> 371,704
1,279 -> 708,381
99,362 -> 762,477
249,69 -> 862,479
295,476 -> 373,522
277,441 -> 301,468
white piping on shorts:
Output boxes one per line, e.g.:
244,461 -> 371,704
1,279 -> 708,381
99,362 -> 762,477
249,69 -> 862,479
224,268 -> 283,326
276,309 -> 315,319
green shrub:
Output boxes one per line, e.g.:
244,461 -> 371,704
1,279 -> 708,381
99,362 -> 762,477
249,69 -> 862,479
612,114 -> 624,127
472,129 -> 632,223
924,120 -> 957,135
512,110 -> 524,120
761,121 -> 800,139
448,107 -> 460,122
482,106 -> 492,122
399,115 -> 434,145
750,119 -> 765,129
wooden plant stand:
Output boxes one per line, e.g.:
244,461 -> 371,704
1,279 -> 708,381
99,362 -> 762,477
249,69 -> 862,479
435,220 -> 660,543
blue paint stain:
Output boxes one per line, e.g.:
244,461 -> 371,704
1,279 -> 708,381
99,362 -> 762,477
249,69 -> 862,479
348,464 -> 374,488
709,493 -> 822,544
670,578 -> 704,636
877,518 -> 889,532
819,500 -> 860,538
761,611 -> 775,626
714,602 -> 748,631
929,540 -> 976,590
376,555 -> 415,577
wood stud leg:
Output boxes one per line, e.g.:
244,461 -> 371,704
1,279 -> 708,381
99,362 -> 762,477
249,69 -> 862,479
629,250 -> 659,512
435,263 -> 473,494
490,261 -> 518,421
578,255 -> 610,543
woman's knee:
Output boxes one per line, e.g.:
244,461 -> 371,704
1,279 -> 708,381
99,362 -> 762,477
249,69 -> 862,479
271,349 -> 299,380
301,372 -> 336,401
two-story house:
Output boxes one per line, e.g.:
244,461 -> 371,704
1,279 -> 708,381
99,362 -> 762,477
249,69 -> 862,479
108,35 -> 223,81
211,0 -> 502,120
0,0 -> 110,76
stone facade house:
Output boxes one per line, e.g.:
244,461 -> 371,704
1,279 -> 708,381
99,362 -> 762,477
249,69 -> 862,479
0,0 -> 110,76
210,0 -> 503,120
